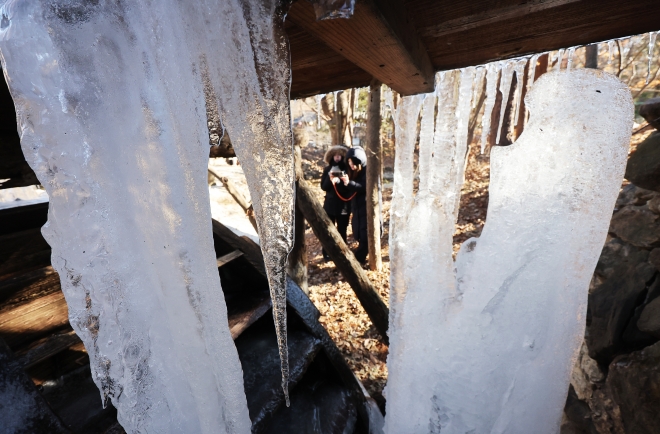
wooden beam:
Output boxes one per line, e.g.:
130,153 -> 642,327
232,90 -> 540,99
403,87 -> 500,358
216,250 -> 244,268
420,0 -> 581,39
287,0 -> 434,95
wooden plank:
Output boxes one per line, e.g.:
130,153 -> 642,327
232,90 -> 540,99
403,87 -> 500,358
0,290 -> 69,349
296,178 -> 389,344
287,0 -> 434,95
0,228 -> 51,279
217,249 -> 244,268
228,297 -> 272,340
0,266 -> 61,312
18,329 -> 81,369
0,201 -> 48,236
419,0 -> 581,39
412,0 -> 660,71
0,337 -> 69,433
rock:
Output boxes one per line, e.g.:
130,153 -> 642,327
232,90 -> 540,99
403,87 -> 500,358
639,97 -> 660,130
608,341 -> 660,434
609,205 -> 660,248
571,341 -> 606,401
587,260 -> 656,365
594,239 -> 649,280
625,132 -> 660,192
648,196 -> 660,214
649,248 -> 660,271
563,385 -> 599,434
638,296 -> 660,338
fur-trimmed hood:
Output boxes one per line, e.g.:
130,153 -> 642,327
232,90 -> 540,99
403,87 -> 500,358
324,145 -> 348,165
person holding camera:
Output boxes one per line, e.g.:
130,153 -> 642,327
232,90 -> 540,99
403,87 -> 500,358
342,145 -> 368,265
320,145 -> 352,261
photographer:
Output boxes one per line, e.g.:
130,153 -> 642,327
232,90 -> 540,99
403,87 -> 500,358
320,145 -> 351,261
342,145 -> 368,265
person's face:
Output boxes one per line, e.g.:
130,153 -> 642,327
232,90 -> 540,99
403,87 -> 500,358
333,154 -> 342,163
348,159 -> 356,171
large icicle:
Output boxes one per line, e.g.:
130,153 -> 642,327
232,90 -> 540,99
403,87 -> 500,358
481,62 -> 501,153
454,67 -> 476,208
0,0 -> 298,431
388,94 -> 423,335
495,60 -> 515,145
512,59 -> 527,130
385,70 -> 466,434
386,69 -> 633,433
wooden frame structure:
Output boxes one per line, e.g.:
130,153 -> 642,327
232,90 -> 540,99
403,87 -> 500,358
289,0 -> 660,97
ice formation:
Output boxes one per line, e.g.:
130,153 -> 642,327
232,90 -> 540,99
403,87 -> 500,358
648,32 -> 658,83
0,0 -> 297,431
385,69 -> 633,433
480,62 -> 500,153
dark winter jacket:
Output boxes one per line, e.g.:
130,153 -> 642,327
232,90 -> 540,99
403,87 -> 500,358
321,146 -> 351,216
345,146 -> 368,238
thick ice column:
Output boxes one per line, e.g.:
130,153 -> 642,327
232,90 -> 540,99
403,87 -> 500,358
0,0 -> 297,431
386,69 -> 632,433
385,70 -> 467,434
388,94 -> 423,333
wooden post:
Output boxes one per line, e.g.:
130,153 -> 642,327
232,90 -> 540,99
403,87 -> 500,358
366,79 -> 383,271
287,127 -> 308,293
296,178 -> 389,344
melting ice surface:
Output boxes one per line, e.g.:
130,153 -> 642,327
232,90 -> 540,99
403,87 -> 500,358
385,69 -> 633,433
0,0 -> 296,431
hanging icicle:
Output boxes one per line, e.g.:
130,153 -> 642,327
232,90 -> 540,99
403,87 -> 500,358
316,94 -> 324,130
566,47 -> 576,71
481,62 -> 501,154
608,40 -> 615,65
495,60 -> 515,145
512,59 -> 527,129
471,66 -> 486,111
648,32 -> 658,84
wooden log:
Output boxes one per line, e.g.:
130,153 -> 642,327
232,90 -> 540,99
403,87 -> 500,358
287,128 -> 308,293
296,178 -> 389,344
17,329 -> 81,369
0,337 -> 69,433
216,250 -> 244,268
366,79 -> 383,272
207,168 -> 258,232
228,297 -> 272,340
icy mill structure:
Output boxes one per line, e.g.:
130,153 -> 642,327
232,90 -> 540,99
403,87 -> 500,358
0,0 -> 645,432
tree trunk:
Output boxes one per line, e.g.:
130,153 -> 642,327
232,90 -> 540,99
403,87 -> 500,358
321,94 -> 338,146
366,79 -> 383,271
585,44 -> 598,69
296,177 -> 389,344
287,127 -> 308,293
